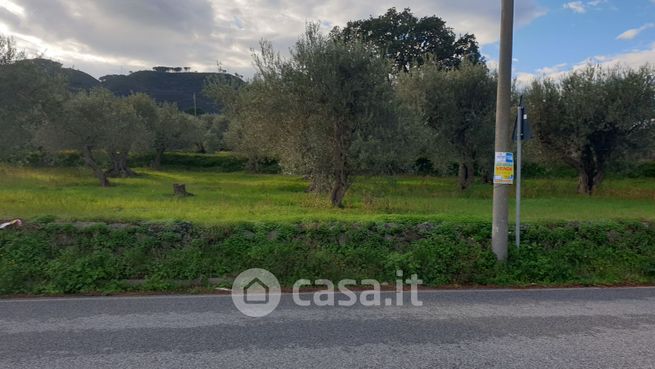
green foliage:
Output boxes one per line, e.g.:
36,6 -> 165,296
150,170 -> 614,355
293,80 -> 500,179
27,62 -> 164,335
333,7 -> 482,72
130,152 -> 249,171
637,162 -> 655,178
35,87 -> 150,185
196,114 -> 230,153
1,221 -> 654,295
222,24 -> 400,206
126,94 -> 202,168
501,222 -> 655,284
0,39 -> 68,159
397,61 -> 496,189
525,65 -> 655,194
28,58 -> 100,92
45,247 -> 121,293
607,160 -> 655,179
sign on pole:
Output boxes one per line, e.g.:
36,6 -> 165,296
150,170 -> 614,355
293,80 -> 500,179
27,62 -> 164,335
513,102 -> 532,142
493,152 -> 514,185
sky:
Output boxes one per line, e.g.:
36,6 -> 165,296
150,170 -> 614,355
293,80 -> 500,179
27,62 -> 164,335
0,0 -> 653,85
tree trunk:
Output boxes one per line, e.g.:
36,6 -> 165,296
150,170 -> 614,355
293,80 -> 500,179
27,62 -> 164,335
151,148 -> 165,170
593,170 -> 605,191
457,161 -> 475,190
481,167 -> 492,184
577,168 -> 605,195
306,175 -> 318,193
82,145 -> 110,187
574,145 -> 606,196
577,171 -> 591,195
330,121 -> 351,208
106,151 -> 136,178
330,172 -> 349,208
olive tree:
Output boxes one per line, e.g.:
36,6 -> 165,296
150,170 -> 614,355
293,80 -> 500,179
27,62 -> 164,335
397,61 -> 496,189
151,103 -> 199,167
525,65 -> 655,194
218,75 -> 286,171
126,94 -> 196,169
126,93 -> 160,170
36,88 -> 145,186
0,36 -> 66,159
99,95 -> 151,178
223,25 -> 398,207
205,61 -> 279,168
197,114 -> 230,153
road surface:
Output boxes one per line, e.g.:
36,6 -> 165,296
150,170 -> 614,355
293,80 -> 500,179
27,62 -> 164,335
1,287 -> 655,368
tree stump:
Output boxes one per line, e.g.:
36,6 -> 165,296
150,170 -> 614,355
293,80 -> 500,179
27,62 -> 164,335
173,184 -> 193,197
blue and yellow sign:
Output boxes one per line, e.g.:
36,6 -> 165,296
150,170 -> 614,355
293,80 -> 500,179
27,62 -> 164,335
494,152 -> 514,185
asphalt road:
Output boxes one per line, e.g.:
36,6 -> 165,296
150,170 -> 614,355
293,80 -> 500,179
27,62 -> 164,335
1,287 -> 655,369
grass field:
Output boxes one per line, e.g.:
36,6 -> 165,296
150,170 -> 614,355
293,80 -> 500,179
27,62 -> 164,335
0,165 -> 654,224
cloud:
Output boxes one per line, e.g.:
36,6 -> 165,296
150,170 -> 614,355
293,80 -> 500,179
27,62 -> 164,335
562,0 -> 606,14
0,0 -> 24,17
563,1 -> 586,13
616,23 -> 654,41
537,63 -> 569,75
0,0 -> 546,78
515,43 -> 655,88
586,43 -> 655,69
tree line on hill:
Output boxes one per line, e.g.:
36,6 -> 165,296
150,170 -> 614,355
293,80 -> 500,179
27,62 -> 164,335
1,8 -> 654,206
152,66 -> 192,73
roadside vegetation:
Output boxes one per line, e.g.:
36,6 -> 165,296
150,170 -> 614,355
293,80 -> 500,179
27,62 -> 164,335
1,221 -> 654,295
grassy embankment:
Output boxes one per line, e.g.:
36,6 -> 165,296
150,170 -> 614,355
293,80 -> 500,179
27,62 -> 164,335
1,221 -> 654,294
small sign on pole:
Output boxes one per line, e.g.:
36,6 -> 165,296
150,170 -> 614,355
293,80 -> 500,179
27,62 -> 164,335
493,152 -> 514,185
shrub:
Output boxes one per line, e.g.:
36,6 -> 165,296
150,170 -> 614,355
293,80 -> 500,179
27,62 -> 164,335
0,221 -> 653,294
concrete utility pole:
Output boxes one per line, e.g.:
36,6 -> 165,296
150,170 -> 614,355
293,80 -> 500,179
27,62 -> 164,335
492,0 -> 515,262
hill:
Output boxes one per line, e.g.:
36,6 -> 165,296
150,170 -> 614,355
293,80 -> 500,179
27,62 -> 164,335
25,58 -> 100,92
25,59 -> 242,114
99,70 -> 242,114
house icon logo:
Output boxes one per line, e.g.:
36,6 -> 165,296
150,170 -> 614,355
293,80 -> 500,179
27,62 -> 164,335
244,278 -> 270,304
231,268 -> 281,317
